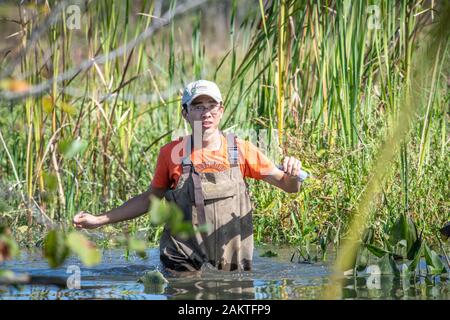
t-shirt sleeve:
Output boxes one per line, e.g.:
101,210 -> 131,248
150,147 -> 171,189
239,139 -> 276,180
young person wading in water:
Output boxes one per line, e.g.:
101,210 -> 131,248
73,80 -> 303,273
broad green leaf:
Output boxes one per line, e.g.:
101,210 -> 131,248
395,239 -> 408,259
365,243 -> 390,258
58,138 -> 88,159
407,237 -> 422,261
171,222 -> 195,240
149,196 -> 206,239
407,242 -> 423,272
165,205 -> 184,229
149,196 -> 172,225
389,214 -> 418,259
389,214 -> 406,246
423,244 -> 446,275
407,217 -> 419,240
43,230 -> 69,268
66,232 -> 101,267
194,223 -> 212,234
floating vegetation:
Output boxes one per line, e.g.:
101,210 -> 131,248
138,270 -> 169,294
260,250 -> 278,258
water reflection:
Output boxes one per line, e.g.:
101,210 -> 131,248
342,274 -> 449,299
166,279 -> 256,299
1,247 -> 448,300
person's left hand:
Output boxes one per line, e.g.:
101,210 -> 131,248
280,156 -> 302,178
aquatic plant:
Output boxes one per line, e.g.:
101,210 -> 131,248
352,215 -> 448,278
138,269 -> 168,294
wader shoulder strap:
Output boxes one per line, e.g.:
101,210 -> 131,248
191,170 -> 206,226
181,135 -> 206,226
181,136 -> 192,175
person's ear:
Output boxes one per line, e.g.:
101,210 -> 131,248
182,108 -> 188,120
217,103 -> 224,118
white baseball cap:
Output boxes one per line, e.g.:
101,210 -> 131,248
181,80 -> 223,108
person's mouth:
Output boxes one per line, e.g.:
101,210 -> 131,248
202,121 -> 213,128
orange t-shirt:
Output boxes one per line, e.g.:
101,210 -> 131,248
151,135 -> 276,189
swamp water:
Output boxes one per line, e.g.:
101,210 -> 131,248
1,246 -> 448,300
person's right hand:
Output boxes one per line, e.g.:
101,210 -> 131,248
72,211 -> 103,229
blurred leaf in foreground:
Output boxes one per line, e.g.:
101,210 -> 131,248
43,230 -> 69,268
0,79 -> 30,93
149,195 -> 211,240
0,226 -> 19,263
128,238 -> 148,259
58,138 -> 88,159
66,232 -> 102,267
41,95 -> 54,114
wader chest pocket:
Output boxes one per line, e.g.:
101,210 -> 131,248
200,182 -> 237,203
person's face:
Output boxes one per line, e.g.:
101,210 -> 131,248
182,95 -> 224,135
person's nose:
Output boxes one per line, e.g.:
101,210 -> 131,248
201,110 -> 213,119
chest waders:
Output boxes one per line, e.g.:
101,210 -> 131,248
159,133 -> 253,272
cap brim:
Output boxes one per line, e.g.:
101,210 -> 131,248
186,93 -> 221,106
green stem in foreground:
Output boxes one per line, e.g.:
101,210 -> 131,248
323,4 -> 450,299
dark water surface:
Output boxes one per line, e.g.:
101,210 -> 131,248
1,246 -> 448,299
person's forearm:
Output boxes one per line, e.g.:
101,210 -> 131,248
97,190 -> 151,226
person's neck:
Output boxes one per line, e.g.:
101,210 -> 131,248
201,129 -> 222,150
